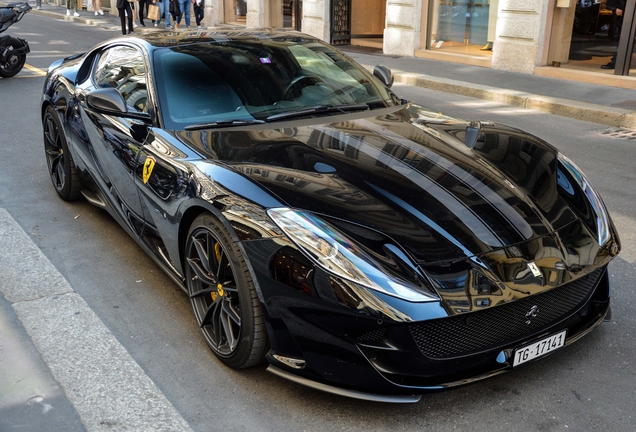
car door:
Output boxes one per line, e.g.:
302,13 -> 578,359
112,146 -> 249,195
133,129 -> 198,277
77,45 -> 151,236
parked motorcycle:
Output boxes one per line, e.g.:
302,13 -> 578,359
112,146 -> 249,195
0,2 -> 31,78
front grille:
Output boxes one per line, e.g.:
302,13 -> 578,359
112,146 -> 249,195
357,328 -> 386,342
410,267 -> 605,359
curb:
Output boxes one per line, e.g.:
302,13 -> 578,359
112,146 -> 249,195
372,67 -> 636,130
31,8 -> 120,29
0,207 -> 194,432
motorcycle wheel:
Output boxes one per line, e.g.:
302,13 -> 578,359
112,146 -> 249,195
0,37 -> 27,78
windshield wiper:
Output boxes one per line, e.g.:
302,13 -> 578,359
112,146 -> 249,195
185,119 -> 265,131
266,103 -> 369,122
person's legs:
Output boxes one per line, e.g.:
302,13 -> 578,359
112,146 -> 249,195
93,0 -> 103,14
138,0 -> 146,26
126,2 -> 134,33
182,0 -> 190,27
176,0 -> 185,27
602,14 -> 624,69
118,7 -> 127,34
160,0 -> 171,27
194,4 -> 202,27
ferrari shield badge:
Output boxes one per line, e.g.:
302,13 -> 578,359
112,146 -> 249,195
143,156 -> 156,184
527,262 -> 542,278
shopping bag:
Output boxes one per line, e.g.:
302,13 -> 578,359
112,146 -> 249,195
147,3 -> 160,20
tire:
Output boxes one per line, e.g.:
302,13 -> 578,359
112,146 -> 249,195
184,213 -> 268,368
42,105 -> 83,201
0,37 -> 27,78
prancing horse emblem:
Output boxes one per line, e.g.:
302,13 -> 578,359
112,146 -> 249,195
525,305 -> 539,324
142,156 -> 156,184
527,262 -> 542,278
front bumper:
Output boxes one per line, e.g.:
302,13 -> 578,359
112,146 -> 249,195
243,237 -> 611,400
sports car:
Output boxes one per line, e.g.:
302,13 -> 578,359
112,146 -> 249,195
41,30 -> 620,403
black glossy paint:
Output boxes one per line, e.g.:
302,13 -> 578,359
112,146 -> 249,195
41,29 -> 621,398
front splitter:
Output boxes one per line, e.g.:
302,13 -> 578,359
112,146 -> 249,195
266,365 -> 422,403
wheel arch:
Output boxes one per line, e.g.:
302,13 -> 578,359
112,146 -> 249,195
177,201 -> 268,305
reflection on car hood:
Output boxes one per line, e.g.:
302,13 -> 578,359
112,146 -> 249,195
178,104 -> 578,264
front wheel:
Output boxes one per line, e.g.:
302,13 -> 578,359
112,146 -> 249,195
184,213 -> 268,368
0,37 -> 27,78
42,105 -> 82,201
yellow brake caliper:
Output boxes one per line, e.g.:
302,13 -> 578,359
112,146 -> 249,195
211,242 -> 223,301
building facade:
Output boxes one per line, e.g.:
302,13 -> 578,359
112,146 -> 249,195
198,0 -> 636,88
68,0 -> 635,87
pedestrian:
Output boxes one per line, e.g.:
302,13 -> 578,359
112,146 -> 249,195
126,1 -> 138,28
116,0 -> 134,34
138,0 -> 149,26
176,0 -> 190,28
66,0 -> 80,17
601,0 -> 626,69
151,0 -> 172,28
193,0 -> 204,29
35,0 -> 42,10
92,0 -> 104,15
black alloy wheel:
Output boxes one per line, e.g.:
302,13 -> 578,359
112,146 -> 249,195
185,213 -> 267,368
42,105 -> 82,201
0,37 -> 27,78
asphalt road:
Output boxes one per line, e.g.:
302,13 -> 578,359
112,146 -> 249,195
1,13 -> 635,431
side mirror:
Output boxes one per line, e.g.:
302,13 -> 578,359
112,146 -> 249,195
373,65 -> 394,88
85,87 -> 151,121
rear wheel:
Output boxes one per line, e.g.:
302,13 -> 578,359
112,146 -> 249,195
0,37 -> 27,78
42,105 -> 82,201
184,213 -> 268,368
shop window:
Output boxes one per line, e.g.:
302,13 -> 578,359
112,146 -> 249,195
225,0 -> 247,25
429,0 -> 496,52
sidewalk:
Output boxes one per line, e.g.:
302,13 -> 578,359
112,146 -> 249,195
27,2 -> 636,130
0,207 -> 193,431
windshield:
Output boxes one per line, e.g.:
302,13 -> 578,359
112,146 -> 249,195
152,36 -> 400,129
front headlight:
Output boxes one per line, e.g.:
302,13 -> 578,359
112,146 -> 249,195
557,153 -> 611,246
267,208 -> 437,302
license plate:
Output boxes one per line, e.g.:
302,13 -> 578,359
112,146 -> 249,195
512,330 -> 567,367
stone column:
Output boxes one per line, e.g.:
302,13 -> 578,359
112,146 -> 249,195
491,0 -> 554,74
302,0 -> 330,43
247,0 -> 283,27
383,0 -> 422,56
247,0 -> 267,27
204,0 -> 222,26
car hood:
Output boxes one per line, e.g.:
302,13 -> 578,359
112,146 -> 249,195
178,103 -> 580,264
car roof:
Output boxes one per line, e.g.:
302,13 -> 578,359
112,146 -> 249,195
118,28 -> 318,50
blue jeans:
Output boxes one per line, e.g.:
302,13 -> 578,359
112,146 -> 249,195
177,0 -> 190,27
154,0 -> 171,27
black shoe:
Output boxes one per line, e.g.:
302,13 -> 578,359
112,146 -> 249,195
140,21 -> 146,27
601,62 -> 615,69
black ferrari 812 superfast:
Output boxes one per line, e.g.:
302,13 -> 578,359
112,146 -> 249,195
41,30 -> 620,403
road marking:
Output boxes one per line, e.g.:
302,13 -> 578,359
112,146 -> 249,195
23,63 -> 47,76
0,207 -> 194,432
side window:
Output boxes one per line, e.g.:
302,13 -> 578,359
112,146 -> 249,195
93,46 -> 149,113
